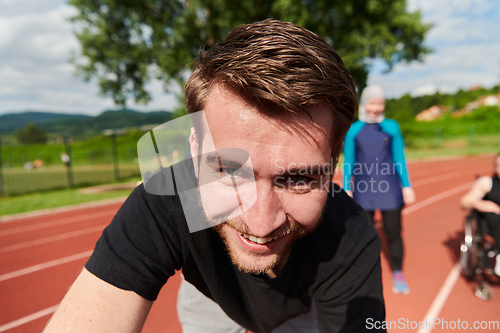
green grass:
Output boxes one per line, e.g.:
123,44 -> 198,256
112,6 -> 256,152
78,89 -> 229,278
2,133 -> 499,217
1,164 -> 141,196
0,187 -> 135,217
405,134 -> 500,160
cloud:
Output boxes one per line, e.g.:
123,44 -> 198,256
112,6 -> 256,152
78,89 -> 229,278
411,84 -> 437,97
368,0 -> 500,98
370,40 -> 500,98
0,0 -> 178,115
0,0 -> 63,18
2,0 -> 499,113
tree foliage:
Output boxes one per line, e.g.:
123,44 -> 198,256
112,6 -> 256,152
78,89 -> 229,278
16,122 -> 48,145
384,85 -> 500,122
69,0 -> 431,107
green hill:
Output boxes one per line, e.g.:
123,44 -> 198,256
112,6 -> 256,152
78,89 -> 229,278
0,109 -> 173,139
384,85 -> 499,122
0,112 -> 90,133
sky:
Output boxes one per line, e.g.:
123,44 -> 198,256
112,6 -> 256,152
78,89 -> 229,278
0,0 -> 499,116
368,0 -> 500,97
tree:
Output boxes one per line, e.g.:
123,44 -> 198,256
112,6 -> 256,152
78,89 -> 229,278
69,0 -> 431,108
16,122 -> 48,144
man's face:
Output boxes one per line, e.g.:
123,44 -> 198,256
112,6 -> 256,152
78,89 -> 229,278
192,85 -> 334,277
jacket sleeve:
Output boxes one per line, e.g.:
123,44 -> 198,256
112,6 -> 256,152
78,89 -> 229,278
384,120 -> 411,188
342,121 -> 364,191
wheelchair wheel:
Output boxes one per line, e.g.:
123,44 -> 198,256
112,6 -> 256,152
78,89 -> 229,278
460,214 -> 479,278
474,281 -> 493,301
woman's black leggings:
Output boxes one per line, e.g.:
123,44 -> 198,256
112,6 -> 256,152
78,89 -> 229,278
367,208 -> 404,271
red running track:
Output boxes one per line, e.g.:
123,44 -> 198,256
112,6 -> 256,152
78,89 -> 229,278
0,155 -> 499,332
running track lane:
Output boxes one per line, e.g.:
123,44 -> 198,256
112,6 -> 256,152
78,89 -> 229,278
0,155 -> 499,332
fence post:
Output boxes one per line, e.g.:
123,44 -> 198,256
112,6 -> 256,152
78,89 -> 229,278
111,133 -> 120,181
63,134 -> 74,188
0,134 -> 4,196
435,128 -> 442,148
469,125 -> 476,146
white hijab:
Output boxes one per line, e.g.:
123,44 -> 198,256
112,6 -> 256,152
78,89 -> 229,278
358,85 -> 385,123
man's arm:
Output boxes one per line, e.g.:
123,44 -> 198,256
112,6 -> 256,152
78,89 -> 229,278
460,176 -> 500,214
44,268 -> 153,333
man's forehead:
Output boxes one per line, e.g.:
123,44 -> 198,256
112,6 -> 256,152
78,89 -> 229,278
203,85 -> 333,144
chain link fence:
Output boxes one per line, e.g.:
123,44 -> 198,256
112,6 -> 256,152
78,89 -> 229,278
0,134 -> 141,196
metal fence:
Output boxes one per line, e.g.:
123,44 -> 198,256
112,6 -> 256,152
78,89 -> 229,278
0,134 -> 141,196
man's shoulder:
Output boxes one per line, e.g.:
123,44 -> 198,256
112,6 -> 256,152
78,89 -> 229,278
303,184 -> 382,303
325,184 -> 371,231
475,176 -> 493,194
308,184 -> 374,253
129,157 -> 198,216
116,183 -> 190,242
126,183 -> 184,214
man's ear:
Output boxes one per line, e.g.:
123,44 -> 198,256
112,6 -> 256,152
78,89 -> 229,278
330,142 -> 342,181
189,127 -> 199,179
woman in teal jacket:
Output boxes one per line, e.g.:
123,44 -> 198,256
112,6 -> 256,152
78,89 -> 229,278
343,85 -> 415,294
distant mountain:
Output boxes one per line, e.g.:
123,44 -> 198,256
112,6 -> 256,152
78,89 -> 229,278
0,112 -> 90,133
0,109 -> 173,138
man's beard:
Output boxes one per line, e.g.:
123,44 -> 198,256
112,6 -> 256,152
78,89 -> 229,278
212,207 -> 325,275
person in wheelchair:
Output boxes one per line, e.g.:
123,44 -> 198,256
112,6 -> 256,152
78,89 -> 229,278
460,153 -> 500,276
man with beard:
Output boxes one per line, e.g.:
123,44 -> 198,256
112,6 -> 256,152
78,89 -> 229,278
44,19 -> 386,333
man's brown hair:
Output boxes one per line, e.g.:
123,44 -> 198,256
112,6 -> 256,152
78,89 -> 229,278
184,19 -> 357,155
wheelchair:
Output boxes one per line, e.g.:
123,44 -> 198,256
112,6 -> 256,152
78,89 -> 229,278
459,210 -> 498,300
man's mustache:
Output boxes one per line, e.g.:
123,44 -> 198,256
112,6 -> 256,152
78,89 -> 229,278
223,217 -> 302,239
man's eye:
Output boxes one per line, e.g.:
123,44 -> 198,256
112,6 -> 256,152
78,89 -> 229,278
287,175 -> 325,194
289,175 -> 311,184
217,167 -> 253,185
219,168 -> 243,179
222,168 -> 240,176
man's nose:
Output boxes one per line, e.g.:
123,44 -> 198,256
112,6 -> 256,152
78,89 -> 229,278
240,181 -> 286,237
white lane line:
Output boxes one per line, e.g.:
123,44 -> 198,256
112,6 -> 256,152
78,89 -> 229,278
371,182 -> 472,228
0,165 -> 479,332
416,264 -> 461,333
402,182 -> 473,216
0,304 -> 58,332
412,171 -> 462,187
0,225 -> 107,253
407,156 -> 492,180
0,250 -> 92,282
400,181 -> 471,333
0,196 -> 126,223
411,165 -> 490,187
374,183 -> 471,333
0,209 -> 116,237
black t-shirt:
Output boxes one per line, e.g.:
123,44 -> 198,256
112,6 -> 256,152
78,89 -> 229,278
86,168 -> 386,333
483,174 -> 500,204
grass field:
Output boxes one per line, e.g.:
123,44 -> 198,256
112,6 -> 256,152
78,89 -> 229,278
0,163 -> 141,217
1,163 -> 141,196
1,134 -> 499,217
405,133 -> 500,160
